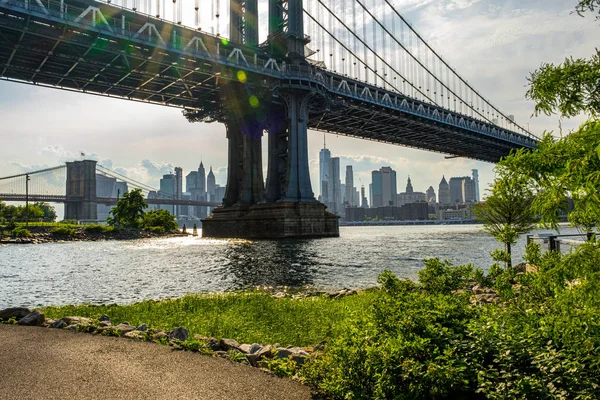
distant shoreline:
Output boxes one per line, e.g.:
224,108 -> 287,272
340,219 -> 479,227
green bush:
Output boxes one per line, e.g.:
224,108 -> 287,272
83,224 -> 114,234
60,219 -> 79,225
303,249 -> 600,399
142,209 -> 177,232
51,226 -> 77,237
12,227 -> 32,238
146,226 -> 165,234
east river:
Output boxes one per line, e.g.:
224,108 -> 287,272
0,224 -> 583,308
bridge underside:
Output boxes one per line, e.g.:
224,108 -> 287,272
0,0 -> 539,238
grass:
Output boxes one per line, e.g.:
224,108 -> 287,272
42,290 -> 378,346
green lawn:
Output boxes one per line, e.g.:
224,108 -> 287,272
42,290 -> 378,346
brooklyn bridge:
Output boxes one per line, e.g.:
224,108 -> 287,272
0,0 -> 539,238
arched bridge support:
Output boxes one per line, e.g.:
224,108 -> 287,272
64,159 -> 98,221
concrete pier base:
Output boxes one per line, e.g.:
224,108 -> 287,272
202,202 -> 339,239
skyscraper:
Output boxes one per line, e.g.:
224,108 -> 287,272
462,177 -> 476,203
328,157 -> 341,214
319,137 -> 331,203
371,166 -> 397,207
426,186 -> 436,203
174,167 -> 183,217
207,166 -> 216,199
159,173 -> 176,215
472,169 -> 480,202
449,177 -> 465,204
438,176 -> 450,205
345,165 -> 354,206
198,162 -> 206,193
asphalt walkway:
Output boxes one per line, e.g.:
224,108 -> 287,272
0,325 -> 312,400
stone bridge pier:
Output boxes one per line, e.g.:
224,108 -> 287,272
200,88 -> 339,239
64,159 -> 98,221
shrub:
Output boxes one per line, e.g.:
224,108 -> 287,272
146,226 -> 165,234
51,226 -> 77,237
84,224 -> 114,234
142,209 -> 178,232
12,227 -> 32,238
60,219 -> 79,225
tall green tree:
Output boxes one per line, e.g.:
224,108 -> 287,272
33,202 -> 57,222
496,1 -> 600,233
473,177 -> 537,267
107,189 -> 147,228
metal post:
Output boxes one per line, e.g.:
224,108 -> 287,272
25,174 -> 30,227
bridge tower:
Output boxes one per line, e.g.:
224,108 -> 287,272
201,0 -> 339,238
64,160 -> 98,221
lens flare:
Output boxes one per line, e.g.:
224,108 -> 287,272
221,38 -> 229,46
249,96 -> 260,108
237,70 -> 247,83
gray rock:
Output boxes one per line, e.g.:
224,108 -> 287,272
207,338 -> 221,351
255,345 -> 275,359
239,343 -> 262,354
114,323 -> 136,334
99,320 -> 112,327
50,319 -> 66,329
124,331 -> 145,341
276,347 -> 309,366
98,314 -> 111,322
17,310 -> 45,326
219,338 -> 240,351
0,307 -> 31,321
135,323 -> 147,332
169,327 -> 188,341
62,316 -> 91,326
313,341 -> 326,351
214,351 -> 228,358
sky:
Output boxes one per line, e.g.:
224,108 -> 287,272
0,0 -> 597,205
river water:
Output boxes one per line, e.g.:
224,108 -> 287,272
0,225 -> 583,308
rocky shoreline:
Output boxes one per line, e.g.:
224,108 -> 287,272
0,226 -> 187,244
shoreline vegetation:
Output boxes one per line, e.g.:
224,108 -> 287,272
0,223 -> 186,244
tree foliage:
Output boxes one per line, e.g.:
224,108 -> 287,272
498,120 -> 600,231
33,202 -> 57,222
142,209 -> 178,232
473,177 -> 536,267
107,189 -> 147,228
527,50 -> 600,118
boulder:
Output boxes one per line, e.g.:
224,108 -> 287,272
219,338 -> 240,351
50,319 -> 67,329
62,316 -> 91,326
98,314 -> 111,322
124,331 -> 146,341
0,307 -> 31,321
135,323 -> 147,332
17,310 -> 45,326
99,320 -> 112,327
239,343 -> 262,354
275,347 -> 309,366
153,331 -> 169,341
169,327 -> 189,341
255,345 -> 275,359
114,323 -> 136,334
207,338 -> 221,351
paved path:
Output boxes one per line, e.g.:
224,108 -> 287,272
0,325 -> 312,400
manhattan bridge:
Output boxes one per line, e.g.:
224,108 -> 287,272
0,0 -> 539,238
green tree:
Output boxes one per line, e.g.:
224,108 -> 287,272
20,205 -> 44,222
107,189 -> 147,228
473,177 -> 536,267
33,202 -> 57,222
496,1 -> 600,233
142,209 -> 178,231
